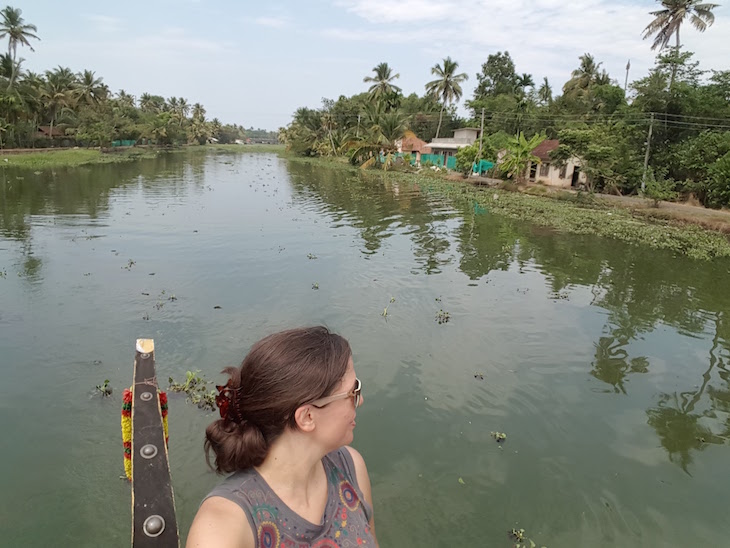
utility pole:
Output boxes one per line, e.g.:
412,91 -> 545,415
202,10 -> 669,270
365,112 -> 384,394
624,59 -> 630,93
477,108 -> 485,175
641,112 -> 654,193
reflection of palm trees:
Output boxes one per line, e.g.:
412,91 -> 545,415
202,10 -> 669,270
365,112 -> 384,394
646,311 -> 727,473
590,335 -> 649,394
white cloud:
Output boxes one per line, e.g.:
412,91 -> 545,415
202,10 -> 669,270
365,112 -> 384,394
327,0 -> 730,94
83,14 -> 124,33
335,0 -> 457,23
254,16 -> 291,29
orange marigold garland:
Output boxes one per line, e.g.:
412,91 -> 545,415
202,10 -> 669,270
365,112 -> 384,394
121,387 -> 169,480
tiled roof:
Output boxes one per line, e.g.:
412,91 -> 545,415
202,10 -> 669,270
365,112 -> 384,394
531,139 -> 560,161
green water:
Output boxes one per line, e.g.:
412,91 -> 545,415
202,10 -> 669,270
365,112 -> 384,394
1,151 -> 729,547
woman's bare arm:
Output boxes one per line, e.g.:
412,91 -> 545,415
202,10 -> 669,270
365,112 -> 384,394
345,446 -> 378,546
186,496 -> 254,548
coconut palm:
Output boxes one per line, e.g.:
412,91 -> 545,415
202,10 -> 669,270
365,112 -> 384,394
425,57 -> 468,139
363,62 -> 401,103
563,54 -> 610,98
209,117 -> 222,139
40,70 -> 78,139
344,107 -> 408,169
0,7 -> 39,88
192,102 -> 205,122
116,89 -> 135,108
76,70 -> 105,106
538,77 -> 553,105
642,0 -> 718,51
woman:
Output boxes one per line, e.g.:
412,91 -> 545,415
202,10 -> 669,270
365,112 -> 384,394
187,326 -> 377,547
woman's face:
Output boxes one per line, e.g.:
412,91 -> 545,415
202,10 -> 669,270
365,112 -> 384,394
315,356 -> 362,450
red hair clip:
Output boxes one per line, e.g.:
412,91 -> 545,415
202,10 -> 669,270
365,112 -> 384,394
215,380 -> 233,420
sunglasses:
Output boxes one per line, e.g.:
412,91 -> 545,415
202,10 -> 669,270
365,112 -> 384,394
309,378 -> 362,408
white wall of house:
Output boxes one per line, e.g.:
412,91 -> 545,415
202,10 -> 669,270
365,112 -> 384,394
529,158 -> 586,188
453,128 -> 479,142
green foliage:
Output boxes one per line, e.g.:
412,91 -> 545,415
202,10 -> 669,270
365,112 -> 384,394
643,168 -> 678,207
473,51 -> 518,99
553,123 -> 643,193
707,152 -> 730,208
95,379 -> 112,396
499,132 -> 546,182
455,142 -> 479,174
168,370 -> 216,411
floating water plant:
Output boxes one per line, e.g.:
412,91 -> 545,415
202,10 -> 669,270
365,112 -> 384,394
312,283 -> 319,290
491,431 -> 507,442
509,529 -> 525,543
435,309 -> 451,324
95,379 -> 112,397
474,373 -> 484,380
508,526 -> 547,548
168,371 -> 216,411
307,253 -> 318,259
382,297 -> 396,317
123,259 -> 136,270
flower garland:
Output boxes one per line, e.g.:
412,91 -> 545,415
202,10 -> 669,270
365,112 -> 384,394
121,387 -> 169,480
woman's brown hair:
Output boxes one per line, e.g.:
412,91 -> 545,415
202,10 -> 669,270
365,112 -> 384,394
204,326 -> 351,473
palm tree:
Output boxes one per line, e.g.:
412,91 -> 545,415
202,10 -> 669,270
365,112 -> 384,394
425,57 -> 468,139
210,117 -> 222,139
345,110 -> 408,169
192,102 -> 205,121
515,73 -> 535,97
538,77 -> 552,105
40,70 -> 77,140
498,132 -> 546,182
0,7 -> 39,88
563,54 -> 610,98
363,62 -> 401,103
642,0 -> 718,86
116,89 -> 135,108
642,0 -> 718,51
76,70 -> 104,105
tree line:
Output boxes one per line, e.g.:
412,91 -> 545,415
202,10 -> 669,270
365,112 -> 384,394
280,0 -> 730,209
0,6 -> 259,149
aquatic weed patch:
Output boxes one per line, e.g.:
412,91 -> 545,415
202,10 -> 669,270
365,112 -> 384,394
374,172 -> 730,261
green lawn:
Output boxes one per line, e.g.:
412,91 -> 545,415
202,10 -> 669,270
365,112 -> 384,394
0,143 -> 285,170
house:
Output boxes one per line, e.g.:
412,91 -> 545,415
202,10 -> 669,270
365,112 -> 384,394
526,139 -> 586,188
426,127 -> 481,158
420,128 -> 482,169
395,131 -> 431,163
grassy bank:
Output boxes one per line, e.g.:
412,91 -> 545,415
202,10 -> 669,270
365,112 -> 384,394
0,143 -> 285,170
284,155 -> 730,261
0,148 -> 167,169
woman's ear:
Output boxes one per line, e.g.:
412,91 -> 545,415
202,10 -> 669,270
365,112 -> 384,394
293,404 -> 316,432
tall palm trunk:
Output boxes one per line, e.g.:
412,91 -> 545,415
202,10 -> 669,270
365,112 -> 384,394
670,28 -> 680,88
435,102 -> 445,139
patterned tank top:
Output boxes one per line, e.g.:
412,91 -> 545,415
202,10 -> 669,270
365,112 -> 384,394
204,447 -> 375,547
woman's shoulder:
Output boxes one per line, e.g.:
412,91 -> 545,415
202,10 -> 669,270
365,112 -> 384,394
186,495 -> 255,548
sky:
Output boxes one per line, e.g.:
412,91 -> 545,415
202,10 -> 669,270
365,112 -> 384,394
16,0 -> 730,131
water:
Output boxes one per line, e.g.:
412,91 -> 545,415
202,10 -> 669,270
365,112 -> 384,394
1,150 -> 729,547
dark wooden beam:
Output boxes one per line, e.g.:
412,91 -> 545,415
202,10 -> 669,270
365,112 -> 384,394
131,339 -> 180,547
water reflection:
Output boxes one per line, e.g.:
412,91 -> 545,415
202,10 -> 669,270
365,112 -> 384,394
0,151 -> 211,243
284,160 -> 730,474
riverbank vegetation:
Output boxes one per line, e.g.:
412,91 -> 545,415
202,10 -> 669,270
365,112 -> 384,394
285,154 -> 730,261
280,0 -> 730,210
0,6 -> 276,151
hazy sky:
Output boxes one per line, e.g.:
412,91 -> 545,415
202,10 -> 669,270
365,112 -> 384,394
17,0 -> 730,130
